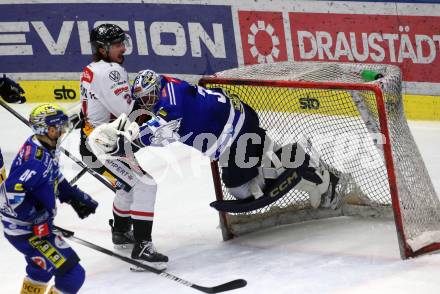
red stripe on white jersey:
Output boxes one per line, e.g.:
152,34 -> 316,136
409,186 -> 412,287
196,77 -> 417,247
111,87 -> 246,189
113,204 -> 154,218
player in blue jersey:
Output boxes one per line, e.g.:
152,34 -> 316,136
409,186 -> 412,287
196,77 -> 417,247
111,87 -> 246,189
0,104 -> 98,294
0,74 -> 26,185
89,70 -> 340,212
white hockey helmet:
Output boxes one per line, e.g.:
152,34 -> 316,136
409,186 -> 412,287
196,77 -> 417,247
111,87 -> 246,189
132,69 -> 161,111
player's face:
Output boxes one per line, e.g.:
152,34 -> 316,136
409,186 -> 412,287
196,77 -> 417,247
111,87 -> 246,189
47,125 -> 67,145
108,42 -> 126,64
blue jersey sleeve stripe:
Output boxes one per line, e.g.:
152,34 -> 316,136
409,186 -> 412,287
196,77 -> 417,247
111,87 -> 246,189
168,83 -> 176,105
167,84 -> 172,105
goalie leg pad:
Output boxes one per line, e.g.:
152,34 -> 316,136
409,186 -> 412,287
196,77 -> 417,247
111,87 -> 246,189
210,168 -> 301,213
227,171 -> 265,200
293,167 -> 330,209
211,165 -> 334,213
261,142 -> 312,179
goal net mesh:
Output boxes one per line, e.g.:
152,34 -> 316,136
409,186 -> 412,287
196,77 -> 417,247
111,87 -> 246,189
200,61 -> 440,258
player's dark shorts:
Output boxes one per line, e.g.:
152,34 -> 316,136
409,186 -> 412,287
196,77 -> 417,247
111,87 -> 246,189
220,103 -> 267,188
4,232 -> 84,287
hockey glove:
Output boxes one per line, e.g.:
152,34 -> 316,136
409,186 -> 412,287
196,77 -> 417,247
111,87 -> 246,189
88,114 -> 140,159
67,191 -> 98,219
58,180 -> 98,219
0,74 -> 26,103
109,134 -> 130,157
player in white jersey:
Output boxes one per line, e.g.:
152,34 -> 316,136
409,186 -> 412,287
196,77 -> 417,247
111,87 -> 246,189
79,24 -> 167,270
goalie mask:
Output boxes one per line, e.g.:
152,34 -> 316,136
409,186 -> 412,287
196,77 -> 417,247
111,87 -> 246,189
29,103 -> 69,136
132,69 -> 162,111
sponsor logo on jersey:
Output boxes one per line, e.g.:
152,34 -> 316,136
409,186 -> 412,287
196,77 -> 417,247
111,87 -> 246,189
109,70 -> 121,82
161,87 -> 167,97
31,256 -> 47,270
114,85 -> 129,95
23,145 -> 32,161
14,183 -> 24,191
81,67 -> 94,83
35,147 -> 44,160
158,108 -> 168,117
110,81 -> 127,90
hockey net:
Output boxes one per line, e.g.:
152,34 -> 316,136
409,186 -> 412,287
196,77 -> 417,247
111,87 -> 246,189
199,61 -> 440,259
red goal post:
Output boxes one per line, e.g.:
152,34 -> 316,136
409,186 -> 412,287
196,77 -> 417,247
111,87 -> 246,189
199,61 -> 440,259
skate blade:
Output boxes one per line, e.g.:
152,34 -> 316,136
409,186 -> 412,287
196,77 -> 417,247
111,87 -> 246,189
130,261 -> 167,272
114,243 -> 134,250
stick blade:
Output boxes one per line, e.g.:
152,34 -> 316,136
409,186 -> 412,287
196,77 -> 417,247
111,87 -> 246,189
193,279 -> 247,293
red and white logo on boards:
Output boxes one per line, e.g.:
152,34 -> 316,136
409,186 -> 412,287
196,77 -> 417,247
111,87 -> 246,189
238,11 -> 287,65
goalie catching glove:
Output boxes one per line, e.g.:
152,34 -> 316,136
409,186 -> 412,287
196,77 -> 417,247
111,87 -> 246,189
88,113 -> 181,159
0,74 -> 26,104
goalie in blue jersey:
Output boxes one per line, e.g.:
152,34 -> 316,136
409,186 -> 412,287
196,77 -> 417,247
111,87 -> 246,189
0,104 -> 98,294
88,70 -> 340,212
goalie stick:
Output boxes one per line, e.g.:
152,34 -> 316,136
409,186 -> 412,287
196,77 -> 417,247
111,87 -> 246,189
0,100 -> 116,192
53,226 -> 247,293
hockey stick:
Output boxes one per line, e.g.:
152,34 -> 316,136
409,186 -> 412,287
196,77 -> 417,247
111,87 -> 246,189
53,226 -> 247,293
69,167 -> 88,185
0,100 -> 115,192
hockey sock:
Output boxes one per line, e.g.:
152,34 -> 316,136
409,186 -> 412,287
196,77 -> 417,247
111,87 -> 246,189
20,277 -> 47,294
112,212 -> 132,232
133,219 -> 153,242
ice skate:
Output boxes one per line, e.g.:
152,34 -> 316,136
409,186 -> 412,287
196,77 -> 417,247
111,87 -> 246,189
130,241 -> 168,271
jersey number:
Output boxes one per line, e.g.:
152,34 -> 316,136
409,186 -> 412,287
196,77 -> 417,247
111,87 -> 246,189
197,86 -> 227,103
19,169 -> 36,182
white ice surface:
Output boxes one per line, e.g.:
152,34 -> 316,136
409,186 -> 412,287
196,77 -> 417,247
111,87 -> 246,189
1,104 -> 440,294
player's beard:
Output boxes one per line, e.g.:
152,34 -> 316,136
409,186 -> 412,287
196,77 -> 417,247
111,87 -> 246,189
103,54 -> 124,64
117,55 -> 125,65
